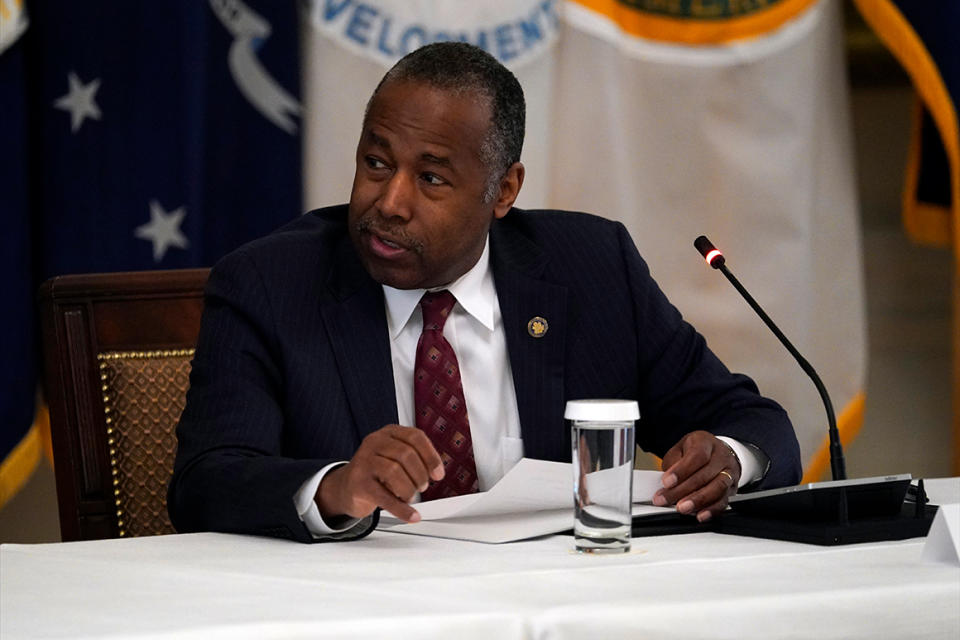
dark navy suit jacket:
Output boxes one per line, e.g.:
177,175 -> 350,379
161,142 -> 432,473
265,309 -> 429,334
168,205 -> 801,542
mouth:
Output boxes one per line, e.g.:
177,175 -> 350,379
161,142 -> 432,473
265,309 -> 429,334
367,230 -> 414,260
356,219 -> 422,260
371,234 -> 405,257
376,235 -> 403,250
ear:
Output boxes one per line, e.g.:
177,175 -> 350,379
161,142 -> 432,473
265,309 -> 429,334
493,162 -> 525,219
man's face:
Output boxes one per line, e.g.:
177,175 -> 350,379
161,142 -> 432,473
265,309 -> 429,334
348,80 -> 509,290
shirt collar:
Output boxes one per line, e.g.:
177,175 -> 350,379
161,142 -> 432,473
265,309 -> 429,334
383,237 -> 496,339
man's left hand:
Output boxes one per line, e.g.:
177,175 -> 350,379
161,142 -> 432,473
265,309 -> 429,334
652,431 -> 740,522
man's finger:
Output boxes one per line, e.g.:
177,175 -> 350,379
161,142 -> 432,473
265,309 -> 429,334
662,462 -> 725,504
660,451 -> 711,494
692,472 -> 738,521
675,470 -> 736,516
386,426 -> 445,481
374,456 -> 423,502
375,442 -> 433,493
694,495 -> 730,523
660,432 -> 712,487
318,425 -> 436,521
371,481 -> 422,523
660,435 -> 691,471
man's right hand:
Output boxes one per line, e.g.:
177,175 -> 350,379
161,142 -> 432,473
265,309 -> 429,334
315,425 -> 444,524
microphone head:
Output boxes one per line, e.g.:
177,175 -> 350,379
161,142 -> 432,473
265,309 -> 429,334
694,235 -> 725,269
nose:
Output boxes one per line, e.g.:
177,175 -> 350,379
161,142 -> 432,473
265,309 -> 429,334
377,170 -> 414,221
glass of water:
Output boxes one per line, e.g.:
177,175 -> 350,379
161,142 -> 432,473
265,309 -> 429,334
566,399 -> 639,553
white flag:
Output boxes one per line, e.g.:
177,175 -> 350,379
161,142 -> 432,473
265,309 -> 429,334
0,0 -> 28,54
300,0 -> 866,480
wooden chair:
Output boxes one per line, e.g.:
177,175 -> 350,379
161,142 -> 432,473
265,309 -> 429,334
39,269 -> 209,541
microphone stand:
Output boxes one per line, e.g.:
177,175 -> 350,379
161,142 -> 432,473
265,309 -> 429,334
692,236 -> 936,545
713,259 -> 845,482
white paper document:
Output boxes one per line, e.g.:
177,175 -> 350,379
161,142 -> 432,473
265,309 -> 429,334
378,458 -> 672,543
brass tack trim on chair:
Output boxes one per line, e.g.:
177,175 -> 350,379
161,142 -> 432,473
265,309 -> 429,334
99,349 -> 195,361
98,348 -> 195,537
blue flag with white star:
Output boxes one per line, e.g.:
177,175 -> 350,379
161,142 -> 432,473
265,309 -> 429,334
1,0 -> 302,508
36,0 -> 302,273
0,0 -> 37,508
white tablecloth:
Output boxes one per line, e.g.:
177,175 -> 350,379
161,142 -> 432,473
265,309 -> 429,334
3,479 -> 958,640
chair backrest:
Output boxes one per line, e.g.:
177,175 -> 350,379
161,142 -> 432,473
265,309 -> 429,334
39,269 -> 209,541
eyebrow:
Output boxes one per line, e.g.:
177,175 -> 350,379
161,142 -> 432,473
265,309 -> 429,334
365,130 -> 455,171
368,130 -> 391,149
421,153 -> 453,169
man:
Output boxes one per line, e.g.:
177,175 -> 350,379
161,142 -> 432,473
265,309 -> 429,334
168,42 -> 801,543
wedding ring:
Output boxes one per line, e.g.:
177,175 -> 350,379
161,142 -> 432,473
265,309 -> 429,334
718,470 -> 734,485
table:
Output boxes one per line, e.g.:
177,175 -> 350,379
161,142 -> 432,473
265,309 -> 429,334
3,479 -> 958,640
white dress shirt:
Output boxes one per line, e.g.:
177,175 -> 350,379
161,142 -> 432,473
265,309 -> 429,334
294,238 -> 764,536
383,238 -> 524,490
294,239 -> 522,535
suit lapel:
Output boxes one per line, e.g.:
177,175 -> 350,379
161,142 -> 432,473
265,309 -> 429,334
318,216 -> 570,460
491,218 -> 569,463
319,237 -> 399,441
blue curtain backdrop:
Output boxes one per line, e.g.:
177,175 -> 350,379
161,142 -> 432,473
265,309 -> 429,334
896,1 -> 958,214
852,0 -> 959,244
0,0 -> 302,506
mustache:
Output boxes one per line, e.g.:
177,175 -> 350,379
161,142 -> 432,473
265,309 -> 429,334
355,217 -> 424,254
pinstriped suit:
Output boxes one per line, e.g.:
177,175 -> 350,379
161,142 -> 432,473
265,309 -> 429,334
168,205 -> 801,542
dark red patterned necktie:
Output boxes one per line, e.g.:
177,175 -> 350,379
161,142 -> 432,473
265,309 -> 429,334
414,290 -> 479,500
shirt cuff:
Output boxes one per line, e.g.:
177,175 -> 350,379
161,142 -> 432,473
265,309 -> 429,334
293,462 -> 362,537
715,436 -> 769,488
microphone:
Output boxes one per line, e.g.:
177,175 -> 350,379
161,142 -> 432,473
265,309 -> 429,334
693,236 -> 931,545
694,236 -> 845,480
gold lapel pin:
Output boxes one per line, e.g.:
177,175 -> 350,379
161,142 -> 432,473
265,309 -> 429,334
527,316 -> 549,338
